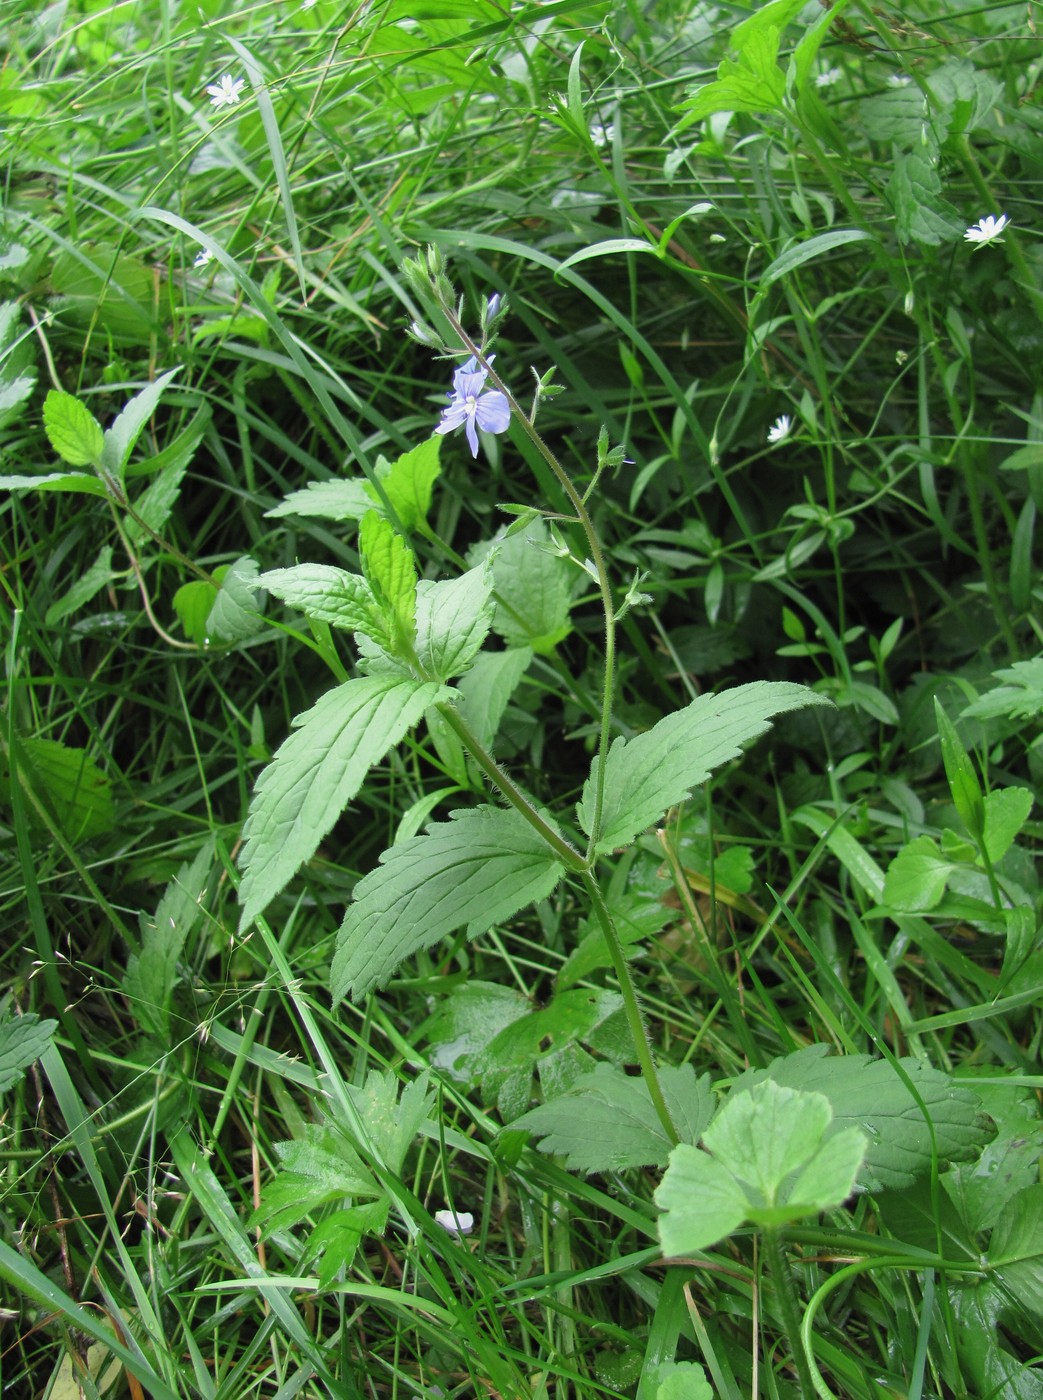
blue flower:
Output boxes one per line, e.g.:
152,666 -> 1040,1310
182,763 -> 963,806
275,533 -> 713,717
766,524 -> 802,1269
434,357 -> 510,457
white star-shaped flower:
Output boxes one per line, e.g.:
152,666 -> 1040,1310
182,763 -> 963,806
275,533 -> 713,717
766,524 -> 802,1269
434,1209 -> 474,1237
206,74 -> 245,110
193,248 -> 214,269
814,67 -> 842,88
964,214 -> 1010,249
767,414 -> 792,445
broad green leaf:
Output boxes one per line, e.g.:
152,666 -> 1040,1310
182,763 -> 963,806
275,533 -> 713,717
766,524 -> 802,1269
239,675 -> 450,929
266,478 -> 374,521
414,560 -> 495,681
1,736 -> 114,841
347,1069 -> 434,1173
557,892 -> 672,990
0,471 -> 109,497
172,578 -> 216,643
305,1200 -> 390,1290
125,840 -> 214,1039
100,367 -> 180,483
649,1361 -> 713,1400
487,520 -> 575,652
260,563 -> 378,634
0,1012 -> 58,1094
883,835 -> 956,912
944,1081 -> 1043,1234
250,1121 -> 377,1235
982,787 -> 1033,863
987,1185 -> 1043,1322
49,243 -> 158,341
732,1046 -> 992,1191
44,546 -> 116,626
206,555 -> 266,644
456,646 -> 532,751
43,389 -> 104,467
888,151 -> 963,246
963,659 -> 1043,721
359,510 -> 417,654
331,806 -> 566,1002
0,301 -> 36,430
656,1082 -> 866,1253
514,1062 -> 714,1172
124,440 -> 197,549
952,1284 -> 1043,1400
760,230 -> 873,288
381,435 -> 442,532
580,681 -> 829,854
423,980 -> 531,1081
927,59 -> 1001,137
935,698 -> 985,840
858,86 -> 925,145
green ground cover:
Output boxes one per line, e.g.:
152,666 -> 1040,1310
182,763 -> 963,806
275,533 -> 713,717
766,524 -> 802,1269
2,0 -> 1043,1396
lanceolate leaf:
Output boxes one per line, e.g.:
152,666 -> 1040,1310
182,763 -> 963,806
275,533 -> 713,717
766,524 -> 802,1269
100,366 -> 181,483
260,563 -> 378,634
331,806 -> 566,1002
206,555 -> 266,644
579,681 -> 829,854
414,560 -> 495,681
125,840 -> 215,1039
239,676 -> 451,929
360,511 -> 417,653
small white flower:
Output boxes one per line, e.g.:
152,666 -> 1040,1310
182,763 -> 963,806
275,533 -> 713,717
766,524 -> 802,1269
887,73 -> 912,88
814,67 -> 843,89
964,214 -> 1010,249
193,248 -> 214,269
206,74 -> 245,110
434,1209 -> 474,1237
589,122 -> 609,148
767,414 -> 793,445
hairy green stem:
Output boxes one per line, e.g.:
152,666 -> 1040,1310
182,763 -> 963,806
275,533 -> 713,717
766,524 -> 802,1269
583,872 -> 679,1146
763,1227 -> 816,1400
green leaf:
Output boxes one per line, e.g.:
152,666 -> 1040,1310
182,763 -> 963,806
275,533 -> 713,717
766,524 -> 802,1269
988,1185 -> 1043,1322
266,478 -> 375,522
42,389 -> 104,467
347,1069 -> 435,1174
331,806 -> 566,1002
963,659 -> 1043,721
239,675 -> 451,930
100,367 -> 180,483
0,1012 -> 58,1094
455,646 -> 532,751
206,556 -> 266,644
487,519 -> 575,652
649,1360 -> 713,1400
952,1284 -> 1043,1400
888,150 -> 964,246
944,1081 -> 1043,1234
423,980 -> 531,1081
172,578 -> 216,643
380,435 -> 442,532
260,563 -> 379,634
1,736 -> 114,841
514,1062 -> 714,1172
760,230 -> 873,288
883,835 -> 956,912
251,1121 -> 378,1235
558,892 -> 672,990
125,840 -> 215,1039
580,681 -> 829,855
982,787 -> 1034,863
656,1081 -> 866,1254
359,511 -> 417,654
733,1046 -> 992,1191
0,471 -> 109,497
44,546 -> 116,627
935,698 -> 985,841
414,560 -> 495,681
305,1200 -> 390,1290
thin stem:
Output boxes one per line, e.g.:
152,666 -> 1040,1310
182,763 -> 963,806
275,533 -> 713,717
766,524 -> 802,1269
582,872 -> 679,1146
763,1227 -> 816,1400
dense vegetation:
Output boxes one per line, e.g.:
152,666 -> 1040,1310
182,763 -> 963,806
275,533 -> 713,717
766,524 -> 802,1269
2,0 -> 1042,1396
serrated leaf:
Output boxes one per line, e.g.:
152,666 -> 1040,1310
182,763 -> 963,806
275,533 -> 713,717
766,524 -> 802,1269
580,681 -> 829,854
963,659 -> 1043,721
558,892 -> 671,990
250,1121 -> 378,1235
423,980 -> 531,1081
935,698 -> 985,840
206,556 -> 265,644
0,471 -> 109,497
514,1062 -> 713,1172
331,806 -> 566,1002
455,646 -> 532,751
1,737 -> 114,841
0,1012 -> 58,1094
414,560 -> 495,681
732,1046 -> 992,1191
381,436 -> 442,532
259,563 -> 379,634
305,1200 -> 390,1290
359,511 -> 417,654
650,1361 -> 713,1400
656,1146 -> 748,1254
172,578 -> 216,643
239,675 -> 451,929
858,87 -> 925,145
125,840 -> 214,1038
45,547 -> 116,627
266,478 -> 375,522
347,1069 -> 434,1174
43,389 -> 104,467
944,1084 -> 1043,1234
487,520 -> 575,652
100,367 -> 180,483
883,835 -> 956,912
952,1284 -> 1043,1400
124,455 -> 191,549
888,150 -> 964,246
988,1185 -> 1043,1322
